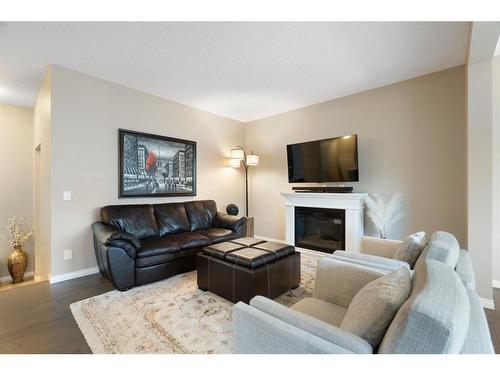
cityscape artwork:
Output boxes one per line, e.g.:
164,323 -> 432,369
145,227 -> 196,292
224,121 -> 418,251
119,129 -> 196,197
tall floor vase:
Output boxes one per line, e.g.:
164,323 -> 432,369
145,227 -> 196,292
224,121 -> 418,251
7,247 -> 28,284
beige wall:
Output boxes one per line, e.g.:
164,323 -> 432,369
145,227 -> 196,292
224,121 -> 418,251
33,67 -> 52,280
49,66 -> 245,277
0,103 -> 34,278
245,66 -> 467,248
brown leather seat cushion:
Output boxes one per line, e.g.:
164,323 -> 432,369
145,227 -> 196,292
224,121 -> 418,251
231,237 -> 266,247
164,232 -> 211,249
199,228 -> 237,243
138,236 -> 181,258
203,242 -> 246,259
252,241 -> 295,258
136,236 -> 183,267
225,248 -> 277,269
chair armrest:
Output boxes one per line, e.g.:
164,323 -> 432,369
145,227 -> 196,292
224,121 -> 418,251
329,251 -> 410,272
455,249 -> 476,290
214,212 -> 247,232
360,236 -> 402,258
249,296 -> 372,353
233,302 -> 364,354
92,222 -> 140,259
314,257 -> 387,308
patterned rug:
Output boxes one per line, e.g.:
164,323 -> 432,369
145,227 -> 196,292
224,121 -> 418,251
70,252 -> 319,354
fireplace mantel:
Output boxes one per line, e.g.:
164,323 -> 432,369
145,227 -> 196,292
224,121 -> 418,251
280,192 -> 367,253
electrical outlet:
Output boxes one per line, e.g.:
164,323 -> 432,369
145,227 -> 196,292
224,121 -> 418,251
64,249 -> 72,260
63,191 -> 72,201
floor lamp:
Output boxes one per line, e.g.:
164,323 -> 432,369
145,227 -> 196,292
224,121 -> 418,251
229,146 -> 259,217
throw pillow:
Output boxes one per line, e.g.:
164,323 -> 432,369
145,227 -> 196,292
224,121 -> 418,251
392,231 -> 426,268
340,267 -> 411,348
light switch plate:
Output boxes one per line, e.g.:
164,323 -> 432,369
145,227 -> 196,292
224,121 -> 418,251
64,249 -> 72,260
63,191 -> 72,201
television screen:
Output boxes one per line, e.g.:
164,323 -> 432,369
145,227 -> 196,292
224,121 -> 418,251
287,135 -> 359,183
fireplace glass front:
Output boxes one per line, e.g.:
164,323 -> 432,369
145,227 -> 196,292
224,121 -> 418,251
294,206 -> 345,253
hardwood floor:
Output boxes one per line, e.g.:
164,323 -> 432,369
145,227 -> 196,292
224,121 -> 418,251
0,273 -> 113,353
0,273 -> 500,354
485,288 -> 500,354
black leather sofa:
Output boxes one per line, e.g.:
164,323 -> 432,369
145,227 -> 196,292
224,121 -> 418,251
92,200 -> 247,291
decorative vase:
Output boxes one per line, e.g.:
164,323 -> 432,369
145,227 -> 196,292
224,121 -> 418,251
7,247 -> 28,284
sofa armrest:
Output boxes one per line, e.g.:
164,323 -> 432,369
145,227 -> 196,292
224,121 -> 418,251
329,251 -> 410,273
92,222 -> 140,259
314,257 -> 387,308
233,302 -> 363,354
214,212 -> 247,232
360,236 -> 402,258
249,296 -> 372,353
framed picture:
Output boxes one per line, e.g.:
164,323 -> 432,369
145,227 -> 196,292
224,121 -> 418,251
119,129 -> 196,198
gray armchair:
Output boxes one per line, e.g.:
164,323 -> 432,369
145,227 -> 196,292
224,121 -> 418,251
233,250 -> 494,354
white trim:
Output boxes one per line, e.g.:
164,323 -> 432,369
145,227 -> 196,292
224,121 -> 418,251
480,298 -> 495,310
49,267 -> 99,284
0,271 -> 34,283
493,279 -> 500,289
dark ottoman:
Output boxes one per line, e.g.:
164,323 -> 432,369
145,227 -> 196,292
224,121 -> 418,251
197,237 -> 301,304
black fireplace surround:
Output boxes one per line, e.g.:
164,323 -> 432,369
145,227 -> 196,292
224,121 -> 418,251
294,206 -> 345,253
92,200 -> 247,291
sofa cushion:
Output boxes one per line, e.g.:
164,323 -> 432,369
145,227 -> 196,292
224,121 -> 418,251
136,236 -> 182,268
378,259 -> 470,354
199,228 -> 237,243
153,203 -> 191,236
392,231 -> 426,268
340,267 -> 411,348
185,200 -> 217,231
164,232 -> 211,249
138,236 -> 181,258
417,231 -> 460,269
101,204 -> 159,239
291,298 -> 347,327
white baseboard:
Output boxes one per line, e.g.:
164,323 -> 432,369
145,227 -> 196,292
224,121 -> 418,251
480,298 -> 495,310
0,271 -> 34,283
49,267 -> 99,284
493,280 -> 500,289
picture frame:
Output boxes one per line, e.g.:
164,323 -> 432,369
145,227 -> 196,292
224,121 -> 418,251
119,129 -> 197,198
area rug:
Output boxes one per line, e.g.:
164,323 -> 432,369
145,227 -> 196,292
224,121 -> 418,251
70,252 -> 319,354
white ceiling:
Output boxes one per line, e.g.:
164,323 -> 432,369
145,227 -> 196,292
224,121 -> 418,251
0,22 -> 469,122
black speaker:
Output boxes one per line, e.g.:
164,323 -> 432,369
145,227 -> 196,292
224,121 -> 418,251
226,204 -> 239,216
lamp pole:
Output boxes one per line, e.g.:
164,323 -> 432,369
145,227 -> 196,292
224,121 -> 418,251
243,155 -> 249,217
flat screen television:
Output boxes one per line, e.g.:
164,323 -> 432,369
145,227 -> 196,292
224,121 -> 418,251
287,135 -> 359,183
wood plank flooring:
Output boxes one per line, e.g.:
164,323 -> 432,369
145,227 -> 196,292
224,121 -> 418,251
0,273 -> 113,353
0,273 -> 499,353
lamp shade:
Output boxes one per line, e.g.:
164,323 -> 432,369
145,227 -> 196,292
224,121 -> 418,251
228,158 -> 241,168
246,153 -> 259,166
230,148 -> 245,160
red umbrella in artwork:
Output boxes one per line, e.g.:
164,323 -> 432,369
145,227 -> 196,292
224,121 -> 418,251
145,151 -> 157,175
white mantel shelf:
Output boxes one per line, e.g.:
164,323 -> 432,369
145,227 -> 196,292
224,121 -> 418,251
281,192 -> 367,252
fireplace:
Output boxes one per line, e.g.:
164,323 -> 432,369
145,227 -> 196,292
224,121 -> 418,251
294,206 -> 345,253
